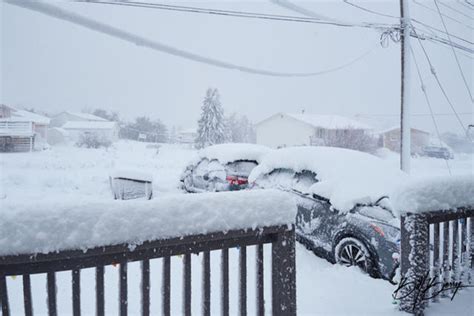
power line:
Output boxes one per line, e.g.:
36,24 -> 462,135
456,0 -> 474,10
412,27 -> 472,140
410,44 -> 452,174
433,0 -> 474,102
340,0 -> 474,50
356,112 -> 473,117
439,0 -> 474,20
413,0 -> 474,30
5,0 -> 377,78
79,0 -> 395,30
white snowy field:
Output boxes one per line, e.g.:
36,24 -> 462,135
1,141 -> 473,315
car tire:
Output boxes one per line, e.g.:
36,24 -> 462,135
334,237 -> 377,276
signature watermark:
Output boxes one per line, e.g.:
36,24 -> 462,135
392,272 -> 473,311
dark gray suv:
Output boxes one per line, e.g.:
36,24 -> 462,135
249,147 -> 404,282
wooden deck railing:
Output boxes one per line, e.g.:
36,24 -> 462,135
398,208 -> 473,315
0,225 -> 296,316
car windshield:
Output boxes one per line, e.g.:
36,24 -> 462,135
256,168 -> 318,192
226,160 -> 258,177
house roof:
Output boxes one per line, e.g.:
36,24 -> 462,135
0,107 -> 51,125
62,121 -> 117,130
256,113 -> 372,130
378,125 -> 430,135
63,112 -> 107,121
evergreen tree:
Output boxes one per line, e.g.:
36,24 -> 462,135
195,88 -> 226,148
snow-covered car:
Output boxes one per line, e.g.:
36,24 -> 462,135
180,143 -> 270,193
421,146 -> 454,159
249,146 -> 407,282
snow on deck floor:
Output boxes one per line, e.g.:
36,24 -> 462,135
1,141 -> 473,314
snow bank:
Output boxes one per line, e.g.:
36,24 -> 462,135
0,189 -> 295,256
393,175 -> 474,214
198,143 -> 271,164
249,146 -> 407,212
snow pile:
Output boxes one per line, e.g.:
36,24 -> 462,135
249,146 -> 407,212
393,175 -> 474,214
0,189 -> 295,256
197,143 -> 271,164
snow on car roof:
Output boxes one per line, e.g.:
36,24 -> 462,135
198,143 -> 271,164
0,190 -> 295,256
393,175 -> 474,214
249,146 -> 407,213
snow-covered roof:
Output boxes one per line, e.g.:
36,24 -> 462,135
249,146 -> 407,212
257,113 -> 372,130
378,125 -> 430,135
0,108 -> 51,125
64,111 -> 107,121
393,175 -> 474,214
62,121 -> 117,130
0,190 -> 296,256
198,143 -> 271,164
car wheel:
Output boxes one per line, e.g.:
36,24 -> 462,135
334,237 -> 375,275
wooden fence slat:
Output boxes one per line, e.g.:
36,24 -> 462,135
221,249 -> 229,316
119,262 -> 128,316
468,217 -> 473,285
432,223 -> 440,303
141,260 -> 150,316
22,274 -> 33,316
72,269 -> 81,316
460,218 -> 467,282
96,266 -> 105,316
442,221 -> 450,298
271,227 -> 296,316
0,275 -> 9,316
452,220 -> 460,288
256,244 -> 264,316
162,257 -> 170,316
239,246 -> 247,316
202,251 -> 211,316
47,272 -> 57,316
183,254 -> 191,316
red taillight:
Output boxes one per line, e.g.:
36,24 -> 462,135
370,223 -> 385,237
226,175 -> 248,185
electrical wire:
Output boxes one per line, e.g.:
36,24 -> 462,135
410,45 -> 452,174
5,0 -> 377,78
456,0 -> 474,10
413,0 -> 474,30
78,0 -> 396,30
439,0 -> 474,20
433,0 -> 473,102
340,0 -> 474,51
412,26 -> 472,140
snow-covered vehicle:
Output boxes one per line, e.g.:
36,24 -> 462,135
180,143 -> 270,193
249,146 -> 407,282
421,146 -> 454,159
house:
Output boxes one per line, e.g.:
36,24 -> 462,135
61,121 -> 119,143
255,112 -> 372,148
378,126 -> 430,155
0,105 -> 50,152
50,111 -> 107,127
50,111 -> 118,144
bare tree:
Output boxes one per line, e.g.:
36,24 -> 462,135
319,128 -> 378,153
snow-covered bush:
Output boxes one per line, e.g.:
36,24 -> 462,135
76,132 -> 112,149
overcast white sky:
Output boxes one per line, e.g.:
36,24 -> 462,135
1,0 -> 472,133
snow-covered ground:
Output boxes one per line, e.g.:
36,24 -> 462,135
1,141 -> 473,315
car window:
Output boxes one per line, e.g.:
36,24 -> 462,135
194,159 -> 210,177
207,159 -> 226,180
256,168 -> 295,190
226,160 -> 257,177
357,206 -> 395,222
293,170 -> 318,192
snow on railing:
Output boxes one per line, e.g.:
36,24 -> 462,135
0,121 -> 34,136
0,190 -> 297,315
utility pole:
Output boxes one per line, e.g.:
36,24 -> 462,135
400,0 -> 411,173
